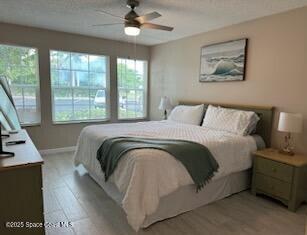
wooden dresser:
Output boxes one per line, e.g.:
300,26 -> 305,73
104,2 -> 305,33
251,148 -> 307,211
0,130 -> 44,235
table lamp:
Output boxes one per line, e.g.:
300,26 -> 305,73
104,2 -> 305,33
158,96 -> 172,120
278,112 -> 303,156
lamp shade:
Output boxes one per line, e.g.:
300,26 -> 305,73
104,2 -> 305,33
158,96 -> 172,110
278,112 -> 303,133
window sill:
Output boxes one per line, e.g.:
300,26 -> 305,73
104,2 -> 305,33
21,123 -> 41,128
52,118 -> 110,125
117,117 -> 148,122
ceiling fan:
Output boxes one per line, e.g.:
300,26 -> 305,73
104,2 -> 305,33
94,0 -> 174,36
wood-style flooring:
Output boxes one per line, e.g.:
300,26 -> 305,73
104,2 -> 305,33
42,152 -> 307,235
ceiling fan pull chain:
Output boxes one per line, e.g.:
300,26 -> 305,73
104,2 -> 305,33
134,36 -> 137,60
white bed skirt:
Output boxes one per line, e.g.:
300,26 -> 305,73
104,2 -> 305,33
87,168 -> 251,229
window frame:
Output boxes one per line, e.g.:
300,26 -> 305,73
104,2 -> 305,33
116,57 -> 148,121
49,49 -> 110,124
0,43 -> 41,126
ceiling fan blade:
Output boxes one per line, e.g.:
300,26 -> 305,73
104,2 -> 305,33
92,23 -> 124,27
135,12 -> 161,24
96,10 -> 126,21
141,23 -> 173,31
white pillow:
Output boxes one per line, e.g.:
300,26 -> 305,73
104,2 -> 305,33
168,104 -> 204,125
202,105 -> 260,136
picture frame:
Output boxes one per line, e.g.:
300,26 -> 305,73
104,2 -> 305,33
199,38 -> 248,82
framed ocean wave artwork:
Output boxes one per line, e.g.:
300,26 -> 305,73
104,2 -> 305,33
200,38 -> 248,82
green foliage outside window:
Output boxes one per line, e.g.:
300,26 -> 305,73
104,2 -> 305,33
117,62 -> 143,89
0,44 -> 40,124
0,46 -> 38,85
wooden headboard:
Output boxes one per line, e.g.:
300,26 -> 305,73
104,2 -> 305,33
179,101 -> 275,147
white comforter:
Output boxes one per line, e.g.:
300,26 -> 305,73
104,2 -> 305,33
74,121 -> 257,231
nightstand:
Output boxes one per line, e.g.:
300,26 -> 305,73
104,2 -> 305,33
251,148 -> 307,211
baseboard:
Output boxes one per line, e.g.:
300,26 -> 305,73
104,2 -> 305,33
39,146 -> 76,155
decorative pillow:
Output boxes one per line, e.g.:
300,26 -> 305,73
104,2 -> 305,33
202,105 -> 260,136
168,104 -> 204,125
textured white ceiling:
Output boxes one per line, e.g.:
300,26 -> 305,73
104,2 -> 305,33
0,0 -> 306,46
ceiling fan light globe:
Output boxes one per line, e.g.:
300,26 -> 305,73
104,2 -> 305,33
124,26 -> 140,36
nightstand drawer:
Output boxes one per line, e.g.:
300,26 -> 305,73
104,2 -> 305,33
256,157 -> 293,182
255,173 -> 291,200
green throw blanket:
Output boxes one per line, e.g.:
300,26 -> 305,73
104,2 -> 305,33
96,137 -> 219,191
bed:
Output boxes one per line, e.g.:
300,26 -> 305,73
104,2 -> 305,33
74,102 -> 274,231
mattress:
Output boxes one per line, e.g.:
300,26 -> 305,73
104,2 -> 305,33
74,120 -> 259,231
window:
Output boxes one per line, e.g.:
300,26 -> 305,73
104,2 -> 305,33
0,44 -> 40,125
117,58 -> 147,119
50,50 -> 109,123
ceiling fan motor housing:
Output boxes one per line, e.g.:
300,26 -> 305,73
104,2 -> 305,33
125,20 -> 140,28
125,9 -> 140,28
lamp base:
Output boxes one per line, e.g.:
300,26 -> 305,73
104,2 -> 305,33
279,132 -> 295,156
279,148 -> 294,156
